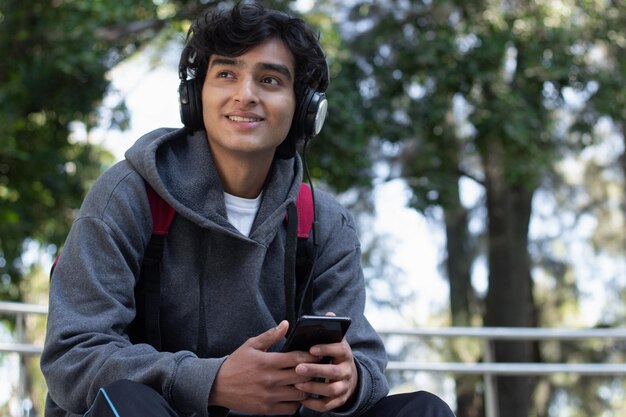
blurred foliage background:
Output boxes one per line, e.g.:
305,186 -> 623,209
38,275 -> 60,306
1,0 -> 626,416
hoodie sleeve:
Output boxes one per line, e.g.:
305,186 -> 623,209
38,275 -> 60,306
40,162 -> 220,417
306,190 -> 390,416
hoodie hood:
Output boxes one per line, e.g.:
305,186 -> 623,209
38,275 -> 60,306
124,127 -> 303,245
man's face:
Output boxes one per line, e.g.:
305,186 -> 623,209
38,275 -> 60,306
201,38 -> 296,161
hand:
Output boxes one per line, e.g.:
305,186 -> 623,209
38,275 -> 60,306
208,320 -> 320,415
293,313 -> 358,413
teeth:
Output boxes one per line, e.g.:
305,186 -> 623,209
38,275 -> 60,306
228,115 -> 261,122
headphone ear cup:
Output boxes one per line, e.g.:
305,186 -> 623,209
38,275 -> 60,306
294,88 -> 328,139
304,91 -> 328,137
277,88 -> 328,159
178,79 -> 204,130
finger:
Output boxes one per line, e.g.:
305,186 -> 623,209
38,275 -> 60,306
246,320 -> 289,351
298,354 -> 356,388
295,362 -> 345,382
299,392 -> 345,413
296,379 -> 349,412
280,350 -> 323,368
324,311 -> 336,317
309,340 -> 350,361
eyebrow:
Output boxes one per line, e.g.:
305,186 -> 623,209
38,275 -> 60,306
210,57 -> 293,81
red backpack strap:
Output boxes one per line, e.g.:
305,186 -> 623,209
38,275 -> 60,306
294,183 -> 317,320
296,183 -> 314,238
146,184 -> 176,236
50,253 -> 61,278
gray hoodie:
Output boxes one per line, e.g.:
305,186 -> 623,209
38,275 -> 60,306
41,128 -> 389,417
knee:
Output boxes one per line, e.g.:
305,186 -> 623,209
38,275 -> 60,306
385,391 -> 455,417
410,391 -> 456,417
364,390 -> 456,417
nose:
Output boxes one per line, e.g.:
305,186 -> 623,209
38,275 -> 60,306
233,77 -> 258,106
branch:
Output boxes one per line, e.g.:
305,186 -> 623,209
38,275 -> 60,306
94,19 -> 167,41
458,168 -> 485,187
92,2 -> 218,42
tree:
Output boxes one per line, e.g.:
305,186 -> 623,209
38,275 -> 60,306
0,1 -> 186,414
0,0 -> 170,300
336,0 -> 612,416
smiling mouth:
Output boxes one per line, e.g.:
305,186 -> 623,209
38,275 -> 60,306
227,115 -> 263,122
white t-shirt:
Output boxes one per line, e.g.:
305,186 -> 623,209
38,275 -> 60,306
223,191 -> 262,237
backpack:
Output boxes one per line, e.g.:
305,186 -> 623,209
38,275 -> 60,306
127,182 -> 318,351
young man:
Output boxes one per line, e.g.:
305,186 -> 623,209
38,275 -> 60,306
41,3 -> 456,417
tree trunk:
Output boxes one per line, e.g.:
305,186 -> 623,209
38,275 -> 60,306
618,122 -> 626,230
444,188 -> 484,417
483,138 -> 536,417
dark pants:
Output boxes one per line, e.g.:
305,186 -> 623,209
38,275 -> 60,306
88,380 -> 456,417
359,391 -> 456,417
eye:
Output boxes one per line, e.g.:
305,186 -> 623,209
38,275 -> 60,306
261,76 -> 280,85
216,71 -> 234,79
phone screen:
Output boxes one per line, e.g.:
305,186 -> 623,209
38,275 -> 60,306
282,315 -> 351,352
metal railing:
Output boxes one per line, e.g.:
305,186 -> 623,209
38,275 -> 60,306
0,301 -> 48,355
0,301 -> 49,417
379,326 -> 626,375
3,301 -> 626,417
378,326 -> 626,417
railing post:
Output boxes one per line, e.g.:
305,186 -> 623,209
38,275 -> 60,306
14,310 -> 34,417
16,311 -> 25,414
483,339 -> 498,417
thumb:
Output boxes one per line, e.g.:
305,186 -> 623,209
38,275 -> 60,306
246,320 -> 289,351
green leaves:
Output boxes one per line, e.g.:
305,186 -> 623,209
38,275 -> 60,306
0,0 -> 160,300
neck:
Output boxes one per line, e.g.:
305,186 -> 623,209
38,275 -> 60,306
212,151 -> 274,199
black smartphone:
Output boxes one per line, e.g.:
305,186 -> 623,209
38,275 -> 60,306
282,315 -> 351,353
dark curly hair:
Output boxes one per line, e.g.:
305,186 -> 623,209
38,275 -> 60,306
179,2 -> 328,157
